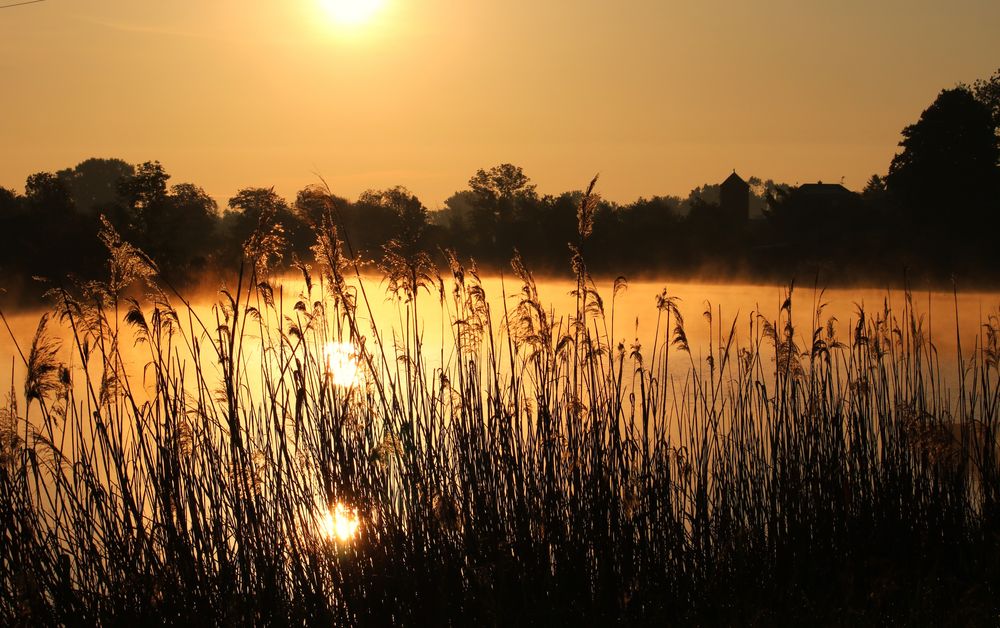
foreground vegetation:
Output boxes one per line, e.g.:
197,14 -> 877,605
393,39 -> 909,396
1,191 -> 999,626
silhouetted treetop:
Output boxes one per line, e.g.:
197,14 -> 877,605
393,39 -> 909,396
5,67 -> 1000,295
119,161 -> 170,215
224,187 -> 303,266
0,187 -> 16,212
887,86 -> 1000,253
25,172 -> 73,213
971,66 -> 1000,136
468,163 -> 537,203
882,85 -> 1000,270
294,184 -> 349,229
56,158 -> 134,214
888,88 -> 998,205
358,186 -> 428,248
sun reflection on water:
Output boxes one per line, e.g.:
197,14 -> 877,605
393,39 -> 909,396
319,503 -> 361,543
323,341 -> 360,387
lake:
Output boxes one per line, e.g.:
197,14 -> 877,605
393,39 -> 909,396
1,273 -> 997,414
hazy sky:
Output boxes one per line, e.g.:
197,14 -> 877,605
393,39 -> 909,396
2,0 -> 998,208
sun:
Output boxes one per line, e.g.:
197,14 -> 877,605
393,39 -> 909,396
318,0 -> 384,26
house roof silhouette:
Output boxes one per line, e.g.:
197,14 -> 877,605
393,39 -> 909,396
722,171 -> 749,190
798,182 -> 853,196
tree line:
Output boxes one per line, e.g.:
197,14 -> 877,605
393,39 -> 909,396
2,69 -> 999,296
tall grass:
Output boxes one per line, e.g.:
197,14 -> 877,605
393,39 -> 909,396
1,198 -> 999,626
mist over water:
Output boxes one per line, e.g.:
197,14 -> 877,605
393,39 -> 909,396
2,275 -> 995,409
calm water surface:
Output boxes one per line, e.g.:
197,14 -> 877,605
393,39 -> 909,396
1,276 -> 997,409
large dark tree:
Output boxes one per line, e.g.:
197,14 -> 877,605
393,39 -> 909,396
10,172 -> 107,282
524,192 -> 579,268
292,185 -> 352,258
158,183 -> 220,277
223,187 -> 304,270
466,163 -> 537,260
114,160 -> 171,253
886,88 -> 1000,268
359,187 -> 434,298
436,191 -> 478,255
0,187 -> 24,282
331,189 -> 398,261
114,162 -> 214,279
357,187 -> 428,250
971,67 -> 1000,135
0,187 -> 17,217
294,185 -> 349,229
118,161 -> 170,223
56,158 -> 134,215
24,172 -> 74,215
468,163 -> 536,206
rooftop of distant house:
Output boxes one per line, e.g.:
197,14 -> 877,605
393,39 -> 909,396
721,171 -> 749,189
797,181 -> 855,196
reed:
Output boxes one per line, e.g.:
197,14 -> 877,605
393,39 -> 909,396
1,192 -> 998,626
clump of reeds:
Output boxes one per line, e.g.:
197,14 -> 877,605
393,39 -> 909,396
0,184 -> 998,626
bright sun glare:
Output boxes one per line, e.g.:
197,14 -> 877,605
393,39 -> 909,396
319,0 -> 384,26
324,341 -> 361,388
320,503 -> 361,542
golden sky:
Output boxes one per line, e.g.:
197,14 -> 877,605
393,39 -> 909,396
1,0 -> 998,208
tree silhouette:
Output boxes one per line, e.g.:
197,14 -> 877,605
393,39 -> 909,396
0,187 -> 17,215
467,163 -> 537,259
862,174 -> 888,201
159,183 -> 219,276
358,186 -> 428,251
56,158 -> 134,215
15,172 -> 106,281
294,185 -> 348,229
6,69 -> 1000,302
119,161 -> 169,221
971,67 -> 1000,137
115,161 -> 171,252
0,187 -> 26,282
25,172 -> 73,213
437,190 -> 478,254
223,188 -> 302,269
110,162 -> 222,279
887,88 -> 1000,266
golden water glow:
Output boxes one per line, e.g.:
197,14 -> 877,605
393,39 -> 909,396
318,0 -> 383,26
320,503 -> 361,542
323,341 -> 360,387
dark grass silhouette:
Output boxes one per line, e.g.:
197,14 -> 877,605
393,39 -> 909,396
1,183 -> 999,626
